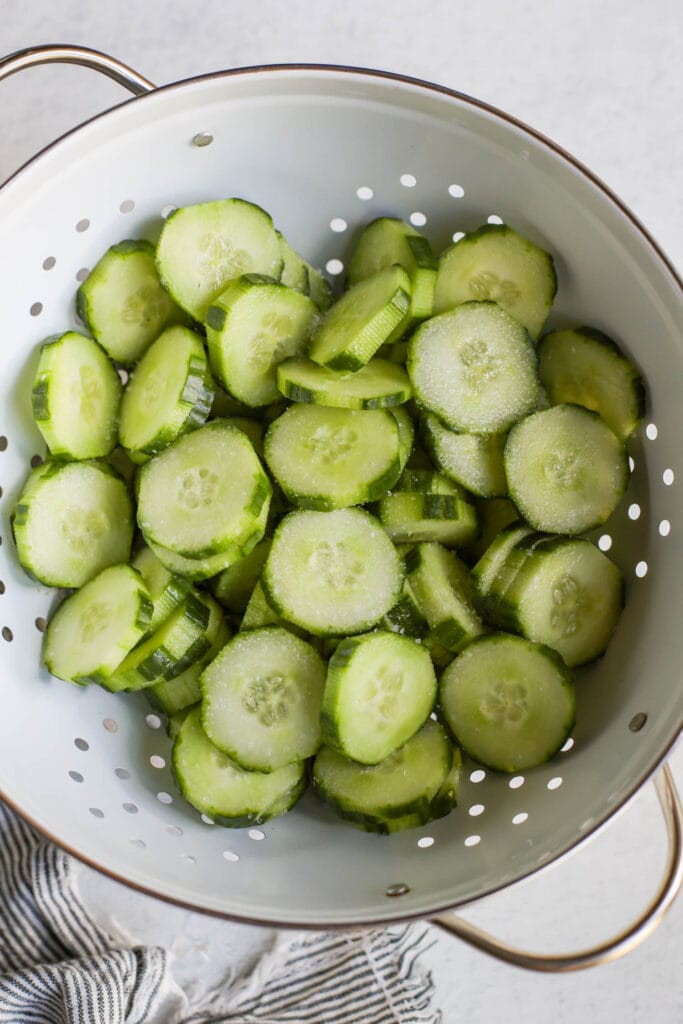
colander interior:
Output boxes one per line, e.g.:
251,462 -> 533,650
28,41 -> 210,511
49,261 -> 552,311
0,67 -> 680,927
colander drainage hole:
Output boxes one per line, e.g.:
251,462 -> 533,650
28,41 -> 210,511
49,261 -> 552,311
222,850 -> 240,862
103,718 -> 118,733
628,456 -> 635,472
30,302 -> 43,317
68,771 -> 83,783
123,803 -> 139,814
635,561 -> 648,578
89,808 -> 104,819
325,259 -> 344,276
560,736 -> 574,752
468,803 -> 485,817
452,231 -> 465,244
356,186 -> 374,200
74,738 -> 89,752
201,814 -> 214,825
114,768 -> 130,780
248,828 -> 265,841
469,769 -> 486,783
0,436 -> 8,451
487,214 -> 504,225
117,368 -> 129,386
145,714 -> 162,730
399,174 -> 416,188
659,519 -> 671,537
508,775 -> 525,789
75,219 -> 90,233
663,469 -> 674,486
598,534 -> 612,552
410,211 -> 427,227
2,627 -> 13,642
161,204 -> 177,219
157,792 -> 173,805
629,712 -> 647,732
448,183 -> 465,198
329,218 -> 347,233
42,256 -> 56,270
30,454 -> 44,468
119,199 -> 135,214
547,777 -> 563,791
645,423 -> 658,440
417,836 -> 434,849
464,835 -> 481,848
149,755 -> 166,769
75,268 -> 89,283
0,582 -> 5,595
35,617 -> 46,632
628,503 -> 641,520
167,825 -> 183,837
512,812 -> 528,825
192,131 -> 213,147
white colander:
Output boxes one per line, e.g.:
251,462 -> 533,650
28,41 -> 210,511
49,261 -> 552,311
0,45 -> 681,973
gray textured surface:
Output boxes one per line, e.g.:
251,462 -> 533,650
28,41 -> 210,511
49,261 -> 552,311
1,2 -> 682,1020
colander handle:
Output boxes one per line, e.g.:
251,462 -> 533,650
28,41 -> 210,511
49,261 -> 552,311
430,763 -> 683,972
0,44 -> 155,94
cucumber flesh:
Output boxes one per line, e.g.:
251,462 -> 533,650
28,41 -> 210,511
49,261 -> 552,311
44,565 -> 152,684
12,460 -> 134,589
439,633 -> 575,772
277,356 -> 411,409
264,405 -> 401,510
31,332 -> 122,459
76,239 -> 189,365
321,630 -> 437,764
201,626 -> 326,772
308,265 -> 412,371
173,706 -> 305,826
262,508 -> 404,636
408,301 -> 539,434
434,224 -> 557,339
422,413 -> 507,498
156,199 -> 282,322
504,404 -> 628,534
118,326 -> 213,455
538,326 -> 645,441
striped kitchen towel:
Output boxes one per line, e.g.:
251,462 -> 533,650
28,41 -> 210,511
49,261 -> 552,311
0,801 -> 440,1023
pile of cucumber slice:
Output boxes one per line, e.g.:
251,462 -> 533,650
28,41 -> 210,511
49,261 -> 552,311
13,197 -> 645,834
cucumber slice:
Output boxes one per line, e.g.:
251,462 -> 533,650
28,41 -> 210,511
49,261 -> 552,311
434,224 -> 557,339
211,537 -> 272,613
206,274 -> 318,406
148,594 -> 230,714
155,199 -> 282,322
131,544 -> 193,631
461,497 -> 521,564
12,460 -> 134,588
44,565 -> 152,684
538,326 -> 646,441
381,579 -> 429,639
240,580 -> 308,638
262,508 -> 404,636
504,404 -> 628,534
201,626 -> 325,772
321,630 -> 437,764
470,522 -> 535,615
347,218 -> 437,336
276,356 -> 411,409
31,332 -> 122,459
146,520 -> 265,581
76,239 -> 189,365
408,301 -> 539,434
422,413 -> 507,498
389,405 -> 415,471
118,326 -> 213,455
104,590 -> 212,692
312,719 -> 452,827
263,405 -> 401,510
137,420 -> 271,558
276,232 -> 309,293
306,263 -> 334,311
406,543 -> 485,655
490,536 -> 624,667
308,265 -> 411,370
222,416 -> 265,456
173,706 -> 305,827
378,491 -> 478,546
439,633 -> 575,772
